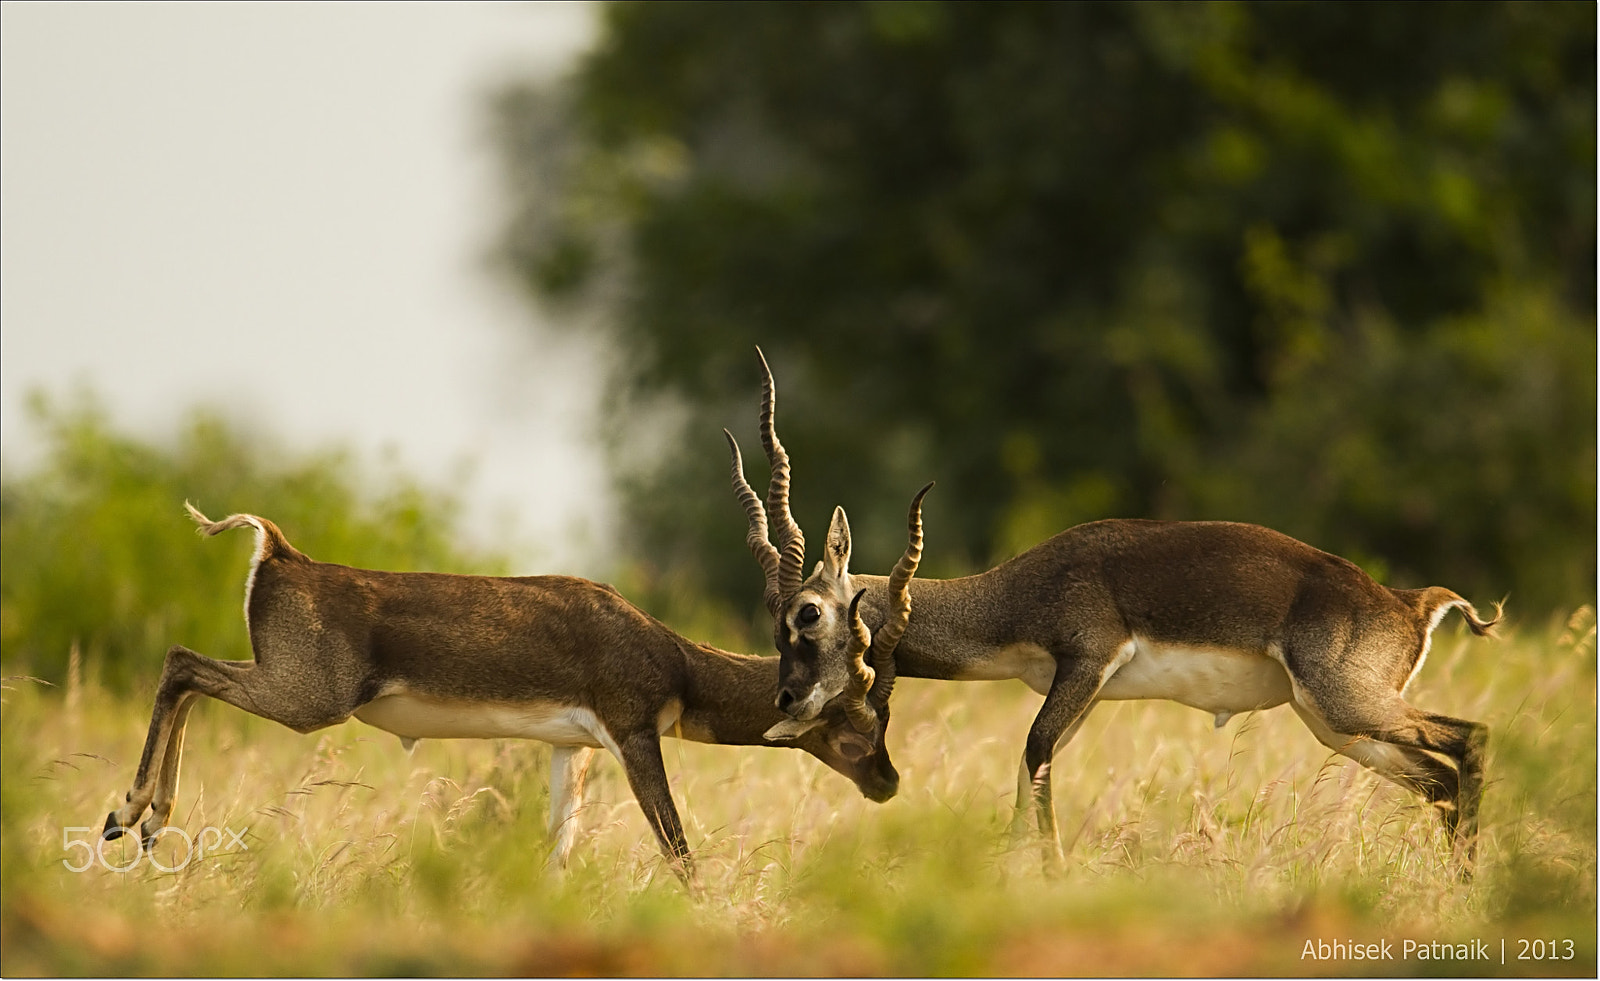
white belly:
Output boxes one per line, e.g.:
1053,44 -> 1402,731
1097,637 -> 1292,716
354,694 -> 610,746
354,690 -> 685,773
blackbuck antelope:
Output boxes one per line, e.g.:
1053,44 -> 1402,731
726,352 -> 1500,869
101,504 -> 916,882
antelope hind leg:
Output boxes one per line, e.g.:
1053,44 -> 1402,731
1366,708 -> 1489,871
105,644 -> 354,841
1287,694 -> 1487,873
616,731 -> 695,886
136,693 -> 200,848
104,647 -> 236,841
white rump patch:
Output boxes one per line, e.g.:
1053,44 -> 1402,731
1097,636 -> 1292,716
240,517 -> 268,629
1402,599 -> 1458,695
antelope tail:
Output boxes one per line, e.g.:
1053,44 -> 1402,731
184,502 -> 302,562
1422,587 -> 1504,638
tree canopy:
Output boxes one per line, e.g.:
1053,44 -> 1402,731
493,1 -> 1595,615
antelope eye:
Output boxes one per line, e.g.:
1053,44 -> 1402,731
797,604 -> 821,626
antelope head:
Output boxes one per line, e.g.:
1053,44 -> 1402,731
724,348 -> 929,734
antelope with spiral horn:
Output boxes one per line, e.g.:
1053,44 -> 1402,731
725,349 -> 1499,871
100,502 -> 914,883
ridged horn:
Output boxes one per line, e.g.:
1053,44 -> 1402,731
724,429 -> 782,618
756,348 -> 807,603
869,482 -> 932,711
840,589 -> 878,734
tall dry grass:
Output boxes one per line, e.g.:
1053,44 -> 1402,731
2,610 -> 1594,975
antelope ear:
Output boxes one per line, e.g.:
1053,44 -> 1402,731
827,728 -> 874,762
764,717 -> 826,742
822,506 -> 852,580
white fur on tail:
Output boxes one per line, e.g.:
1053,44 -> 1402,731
184,502 -> 269,628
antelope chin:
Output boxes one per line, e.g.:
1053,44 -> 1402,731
860,772 -> 898,803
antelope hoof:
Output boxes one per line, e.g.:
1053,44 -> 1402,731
139,815 -> 171,852
101,812 -> 126,841
1451,833 -> 1480,881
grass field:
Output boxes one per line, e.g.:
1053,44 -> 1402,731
1,609 -> 1594,976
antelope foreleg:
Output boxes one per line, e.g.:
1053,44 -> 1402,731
617,732 -> 694,887
1020,662 -> 1112,869
1011,701 -> 1097,840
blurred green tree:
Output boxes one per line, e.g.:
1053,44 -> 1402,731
492,1 -> 1594,612
0,391 -> 505,689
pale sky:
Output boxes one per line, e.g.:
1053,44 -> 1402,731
1,2 -> 613,573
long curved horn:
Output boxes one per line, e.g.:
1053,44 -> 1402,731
869,482 -> 932,711
840,589 -> 878,734
756,348 -> 807,602
724,429 -> 782,617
